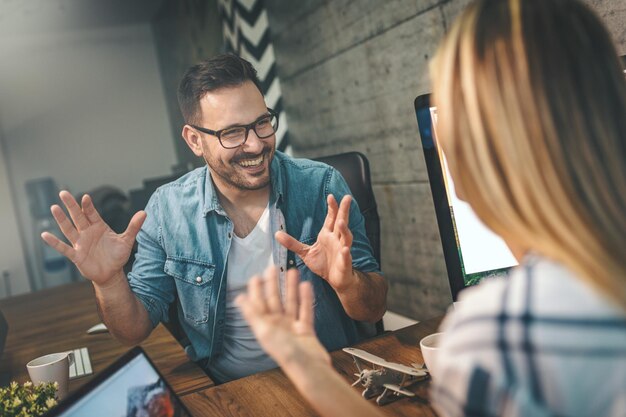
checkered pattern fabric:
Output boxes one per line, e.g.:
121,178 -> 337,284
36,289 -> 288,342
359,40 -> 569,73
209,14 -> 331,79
431,255 -> 626,417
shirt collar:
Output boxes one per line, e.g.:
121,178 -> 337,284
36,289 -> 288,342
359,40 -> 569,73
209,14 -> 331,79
201,151 -> 285,216
269,151 -> 285,207
202,166 -> 222,216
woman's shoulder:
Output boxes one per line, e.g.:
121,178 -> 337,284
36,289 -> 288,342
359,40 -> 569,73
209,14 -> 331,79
440,254 -> 626,345
434,256 -> 626,417
452,255 -> 621,317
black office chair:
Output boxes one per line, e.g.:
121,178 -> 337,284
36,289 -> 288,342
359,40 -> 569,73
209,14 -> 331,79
313,152 -> 381,267
314,152 -> 384,335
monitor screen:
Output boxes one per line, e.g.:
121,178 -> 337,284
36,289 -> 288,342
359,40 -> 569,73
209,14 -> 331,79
415,94 -> 518,298
47,349 -> 191,417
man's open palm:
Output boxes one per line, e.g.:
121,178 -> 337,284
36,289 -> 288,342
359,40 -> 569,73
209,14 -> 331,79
41,190 -> 146,285
275,194 -> 356,292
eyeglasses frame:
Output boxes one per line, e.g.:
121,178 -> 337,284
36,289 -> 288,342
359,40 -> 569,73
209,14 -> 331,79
189,108 -> 279,149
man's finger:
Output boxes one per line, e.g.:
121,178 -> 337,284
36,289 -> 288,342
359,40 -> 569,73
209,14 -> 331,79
322,194 -> 339,231
50,205 -> 79,245
335,195 -> 352,232
275,231 -> 309,257
123,211 -> 147,243
336,246 -> 352,275
81,194 -> 105,225
263,266 -> 283,313
41,232 -> 76,263
298,281 -> 314,329
328,247 -> 352,284
59,191 -> 90,231
285,268 -> 300,320
336,219 -> 353,248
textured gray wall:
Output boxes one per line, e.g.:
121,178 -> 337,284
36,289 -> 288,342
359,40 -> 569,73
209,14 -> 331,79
264,0 -> 626,320
151,0 -> 223,171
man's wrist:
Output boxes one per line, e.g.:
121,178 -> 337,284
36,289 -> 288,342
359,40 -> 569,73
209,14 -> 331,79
92,270 -> 126,291
332,269 -> 361,294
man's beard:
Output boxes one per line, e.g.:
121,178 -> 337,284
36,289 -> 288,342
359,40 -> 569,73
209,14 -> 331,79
204,145 -> 274,191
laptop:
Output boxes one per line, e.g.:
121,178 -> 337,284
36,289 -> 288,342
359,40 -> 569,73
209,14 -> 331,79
414,94 -> 518,301
43,347 -> 193,417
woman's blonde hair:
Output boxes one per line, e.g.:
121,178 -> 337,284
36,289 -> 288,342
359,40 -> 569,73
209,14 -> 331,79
431,0 -> 626,307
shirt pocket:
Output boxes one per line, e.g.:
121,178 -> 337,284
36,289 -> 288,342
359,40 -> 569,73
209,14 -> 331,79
164,258 -> 215,325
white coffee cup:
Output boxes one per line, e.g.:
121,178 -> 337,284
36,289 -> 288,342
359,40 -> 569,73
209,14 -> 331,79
420,332 -> 444,380
26,351 -> 74,400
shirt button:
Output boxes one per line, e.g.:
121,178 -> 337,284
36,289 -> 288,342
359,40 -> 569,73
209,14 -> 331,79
280,224 -> 284,230
280,267 -> 284,272
196,276 -> 202,283
288,260 -> 294,266
228,232 -> 232,239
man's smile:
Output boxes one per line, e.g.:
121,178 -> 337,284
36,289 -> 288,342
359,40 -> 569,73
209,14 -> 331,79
236,154 -> 264,167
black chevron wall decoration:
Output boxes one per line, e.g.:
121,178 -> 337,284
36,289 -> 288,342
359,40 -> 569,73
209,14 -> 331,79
217,0 -> 291,153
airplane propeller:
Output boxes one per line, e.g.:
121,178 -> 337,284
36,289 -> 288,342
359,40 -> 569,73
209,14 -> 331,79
352,371 -> 367,387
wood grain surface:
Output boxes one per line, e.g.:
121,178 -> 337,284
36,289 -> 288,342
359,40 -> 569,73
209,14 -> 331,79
0,281 -> 214,396
182,316 -> 443,417
1,281 -> 445,416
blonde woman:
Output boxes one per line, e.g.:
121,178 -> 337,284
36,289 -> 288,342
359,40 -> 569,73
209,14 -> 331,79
236,0 -> 626,416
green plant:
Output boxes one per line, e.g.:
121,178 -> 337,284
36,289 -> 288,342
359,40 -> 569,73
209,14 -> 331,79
0,381 -> 58,417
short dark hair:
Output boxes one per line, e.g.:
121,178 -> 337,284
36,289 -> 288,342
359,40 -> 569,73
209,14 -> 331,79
177,53 -> 263,124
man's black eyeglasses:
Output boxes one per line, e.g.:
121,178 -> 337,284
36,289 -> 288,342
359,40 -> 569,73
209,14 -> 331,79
190,108 -> 279,149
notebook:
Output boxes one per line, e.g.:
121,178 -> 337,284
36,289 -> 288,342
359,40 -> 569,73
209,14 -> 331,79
69,347 -> 93,379
43,346 -> 193,417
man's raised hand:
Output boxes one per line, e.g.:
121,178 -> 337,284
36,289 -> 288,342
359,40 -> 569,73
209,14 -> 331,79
275,194 -> 357,292
40,190 -> 146,286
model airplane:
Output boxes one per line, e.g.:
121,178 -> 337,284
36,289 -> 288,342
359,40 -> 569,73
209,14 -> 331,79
343,347 -> 429,406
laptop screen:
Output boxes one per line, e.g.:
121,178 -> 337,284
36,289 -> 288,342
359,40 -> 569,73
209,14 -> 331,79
415,94 -> 518,300
45,347 -> 192,417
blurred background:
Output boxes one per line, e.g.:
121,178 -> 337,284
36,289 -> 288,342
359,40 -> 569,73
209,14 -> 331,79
0,0 -> 623,321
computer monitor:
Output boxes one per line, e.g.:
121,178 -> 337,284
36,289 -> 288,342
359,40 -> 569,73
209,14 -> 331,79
44,347 -> 192,417
415,94 -> 518,301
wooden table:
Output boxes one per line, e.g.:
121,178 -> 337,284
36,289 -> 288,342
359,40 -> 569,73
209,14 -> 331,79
1,281 -> 444,416
181,316 -> 443,417
0,281 -> 214,396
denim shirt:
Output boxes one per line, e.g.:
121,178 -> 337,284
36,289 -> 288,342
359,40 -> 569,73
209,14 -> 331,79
128,151 -> 382,363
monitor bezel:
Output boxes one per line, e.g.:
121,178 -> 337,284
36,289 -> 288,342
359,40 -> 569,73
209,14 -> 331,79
414,93 -> 466,301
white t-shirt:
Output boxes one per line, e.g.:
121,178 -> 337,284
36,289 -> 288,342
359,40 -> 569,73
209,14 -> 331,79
431,255 -> 626,417
209,204 -> 278,383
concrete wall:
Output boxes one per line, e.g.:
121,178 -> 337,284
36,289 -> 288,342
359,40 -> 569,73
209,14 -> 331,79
264,0 -> 626,320
151,0 -> 224,171
0,24 -> 178,292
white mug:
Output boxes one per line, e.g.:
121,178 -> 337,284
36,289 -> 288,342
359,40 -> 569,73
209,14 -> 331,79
419,332 -> 444,380
26,351 -> 74,400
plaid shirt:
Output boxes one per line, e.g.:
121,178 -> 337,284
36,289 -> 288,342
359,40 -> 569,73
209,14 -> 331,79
432,255 -> 626,417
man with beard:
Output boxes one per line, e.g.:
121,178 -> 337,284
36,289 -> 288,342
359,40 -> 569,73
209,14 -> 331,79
41,54 -> 387,383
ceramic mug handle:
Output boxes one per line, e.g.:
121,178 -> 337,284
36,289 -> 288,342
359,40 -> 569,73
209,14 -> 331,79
65,351 -> 74,367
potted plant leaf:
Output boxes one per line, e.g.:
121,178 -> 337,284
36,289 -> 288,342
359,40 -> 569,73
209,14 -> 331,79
0,381 -> 58,417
